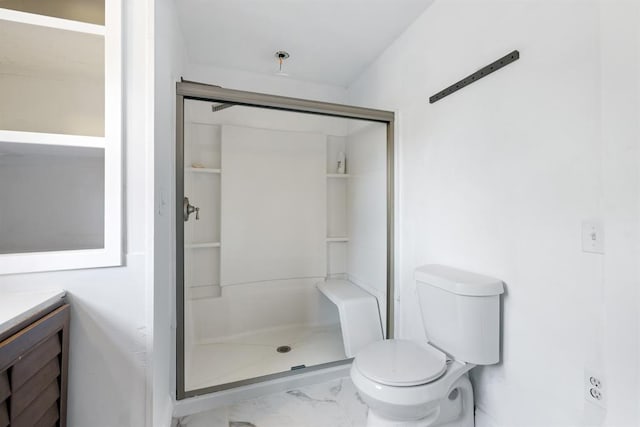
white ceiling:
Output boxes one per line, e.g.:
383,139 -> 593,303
176,0 -> 434,87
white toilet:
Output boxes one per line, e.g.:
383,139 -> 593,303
350,264 -> 504,427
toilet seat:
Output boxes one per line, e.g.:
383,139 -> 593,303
354,339 -> 447,387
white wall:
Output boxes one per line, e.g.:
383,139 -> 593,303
186,63 -> 348,104
345,121 -> 388,330
347,0 -> 640,426
599,1 -> 640,425
0,1 -> 154,426
154,0 -> 187,425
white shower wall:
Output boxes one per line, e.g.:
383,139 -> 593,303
183,101 -> 349,306
220,125 -> 327,286
188,279 -> 338,344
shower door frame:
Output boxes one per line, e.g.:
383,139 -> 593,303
176,80 -> 395,400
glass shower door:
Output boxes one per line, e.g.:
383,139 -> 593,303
177,88 -> 392,398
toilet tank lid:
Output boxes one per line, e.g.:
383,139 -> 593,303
415,264 -> 504,296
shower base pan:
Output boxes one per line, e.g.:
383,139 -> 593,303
185,323 -> 346,391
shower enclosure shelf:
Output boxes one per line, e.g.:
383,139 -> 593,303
326,237 -> 349,242
185,242 -> 221,249
186,167 -> 221,174
327,174 -> 350,178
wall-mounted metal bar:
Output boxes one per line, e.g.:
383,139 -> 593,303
429,50 -> 520,104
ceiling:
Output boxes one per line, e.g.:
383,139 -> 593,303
176,0 -> 434,87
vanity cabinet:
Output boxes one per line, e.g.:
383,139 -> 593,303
0,304 -> 70,427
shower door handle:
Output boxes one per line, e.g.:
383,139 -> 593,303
183,197 -> 200,221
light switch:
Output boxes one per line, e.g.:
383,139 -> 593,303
159,188 -> 168,217
582,220 -> 604,254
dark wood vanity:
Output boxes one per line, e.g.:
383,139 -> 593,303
0,294 -> 69,427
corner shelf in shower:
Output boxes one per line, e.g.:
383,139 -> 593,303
185,242 -> 221,249
186,167 -> 221,174
326,174 -> 350,178
326,237 -> 349,242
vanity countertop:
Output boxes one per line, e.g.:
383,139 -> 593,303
0,289 -> 67,340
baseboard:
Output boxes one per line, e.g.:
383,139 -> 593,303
156,400 -> 174,427
475,405 -> 501,427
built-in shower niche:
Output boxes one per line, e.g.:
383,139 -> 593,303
181,98 -> 388,394
326,135 -> 349,279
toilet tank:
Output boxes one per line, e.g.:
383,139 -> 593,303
415,265 -> 504,365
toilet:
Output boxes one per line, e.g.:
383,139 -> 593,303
350,264 -> 504,427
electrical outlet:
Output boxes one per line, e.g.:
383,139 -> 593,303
585,370 -> 606,408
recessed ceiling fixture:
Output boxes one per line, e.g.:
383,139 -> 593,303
274,50 -> 290,76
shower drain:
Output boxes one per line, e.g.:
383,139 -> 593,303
276,345 -> 291,353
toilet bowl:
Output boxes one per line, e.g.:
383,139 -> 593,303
351,340 -> 474,427
348,265 -> 504,427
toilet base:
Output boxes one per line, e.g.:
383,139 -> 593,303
364,375 -> 475,427
366,409 -> 440,427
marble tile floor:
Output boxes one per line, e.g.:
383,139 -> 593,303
175,377 -> 368,427
186,324 -> 347,391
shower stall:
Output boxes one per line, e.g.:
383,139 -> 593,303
176,82 -> 394,399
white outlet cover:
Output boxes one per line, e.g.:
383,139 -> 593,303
584,369 -> 606,409
582,220 -> 604,254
